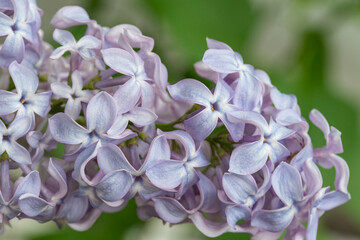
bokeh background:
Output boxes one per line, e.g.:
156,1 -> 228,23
3,0 -> 360,239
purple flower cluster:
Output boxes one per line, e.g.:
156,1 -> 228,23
0,2 -> 350,239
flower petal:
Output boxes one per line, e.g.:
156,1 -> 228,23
51,82 -> 72,99
0,32 -> 24,66
226,205 -> 251,228
9,61 -> 38,95
113,78 -> 141,113
6,141 -> 31,164
19,193 -> 55,218
223,173 -> 257,205
252,206 -> 295,232
203,49 -> 242,73
12,171 -> 41,202
153,197 -> 188,224
229,140 -> 269,175
86,92 -> 117,133
127,107 -> 157,126
184,108 -> 218,142
317,191 -> 350,211
51,6 -> 91,29
272,162 -> 303,205
101,48 -> 137,76
168,78 -> 213,106
97,144 -> 135,174
57,193 -> 88,223
146,160 -> 184,190
53,29 -> 76,46
49,113 -> 89,144
233,72 -> 263,111
0,90 -> 20,115
95,170 -> 133,202
8,115 -> 31,139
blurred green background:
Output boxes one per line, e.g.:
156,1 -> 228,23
3,0 -> 360,239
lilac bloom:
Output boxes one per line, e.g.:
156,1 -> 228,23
270,87 -> 302,125
70,143 -> 133,208
168,78 -> 243,142
105,24 -> 154,53
310,109 -> 349,193
26,128 -> 57,166
0,116 -> 32,164
0,0 -> 38,67
107,88 -> 157,136
0,170 -> 40,222
51,6 -> 92,29
0,62 -> 52,126
307,188 -> 350,240
228,111 -> 294,175
221,166 -> 271,227
152,173 -> 220,224
50,29 -> 101,62
146,130 -> 209,198
252,162 -> 305,232
49,92 -> 135,155
51,70 -> 95,119
97,136 -> 170,200
101,48 -> 155,109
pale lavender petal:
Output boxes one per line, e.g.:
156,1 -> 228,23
57,193 -> 88,223
233,73 -> 263,111
12,171 -> 41,201
268,118 -> 295,140
101,48 -> 137,76
49,113 -> 89,144
67,208 -> 102,231
275,109 -> 302,125
226,205 -> 251,228
223,173 -> 257,204
107,115 -> 128,137
213,79 -> 233,102
168,79 -> 213,106
50,46 -> 72,59
206,38 -> 232,50
8,115 -> 31,139
86,92 -> 117,132
48,159 -> 67,201
303,159 -> 322,200
153,197 -> 188,223
0,32 -> 24,66
272,162 -> 303,205
6,141 -> 31,164
254,69 -> 272,86
9,61 -> 38,94
228,111 -> 268,133
270,87 -> 297,110
51,6 -> 91,29
184,108 -> 218,142
97,144 -> 135,174
13,0 -> 29,22
26,131 -> 42,148
203,49 -> 242,73
189,212 -> 232,238
65,98 -> 82,119
306,208 -> 319,240
317,191 -> 350,211
229,140 -> 269,175
53,29 -> 76,46
252,206 -> 295,232
0,13 -> 12,36
267,141 -> 290,164
19,194 -> 54,218
146,160 -> 184,190
30,91 -> 52,117
95,170 -> 133,202
194,61 -> 218,82
140,81 -> 155,108
113,78 -> 141,113
141,135 -> 171,170
0,90 -> 20,115
51,82 -> 72,98
127,107 -> 157,126
219,114 -> 244,142
331,155 -> 350,193
309,109 -> 330,139
77,35 -> 101,50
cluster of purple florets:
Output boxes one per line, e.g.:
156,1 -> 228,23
0,1 -> 350,239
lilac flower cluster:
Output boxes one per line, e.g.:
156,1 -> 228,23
0,2 -> 350,239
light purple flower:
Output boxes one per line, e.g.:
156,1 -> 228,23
168,78 -> 243,142
51,70 -> 95,119
49,92 -> 135,156
50,29 -> 101,64
146,130 -> 209,198
0,62 -> 52,127
101,48 -> 155,109
252,162 -> 304,232
0,0 -> 38,66
26,128 -> 57,166
0,116 -> 32,164
51,6 -> 92,29
228,111 -> 294,175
